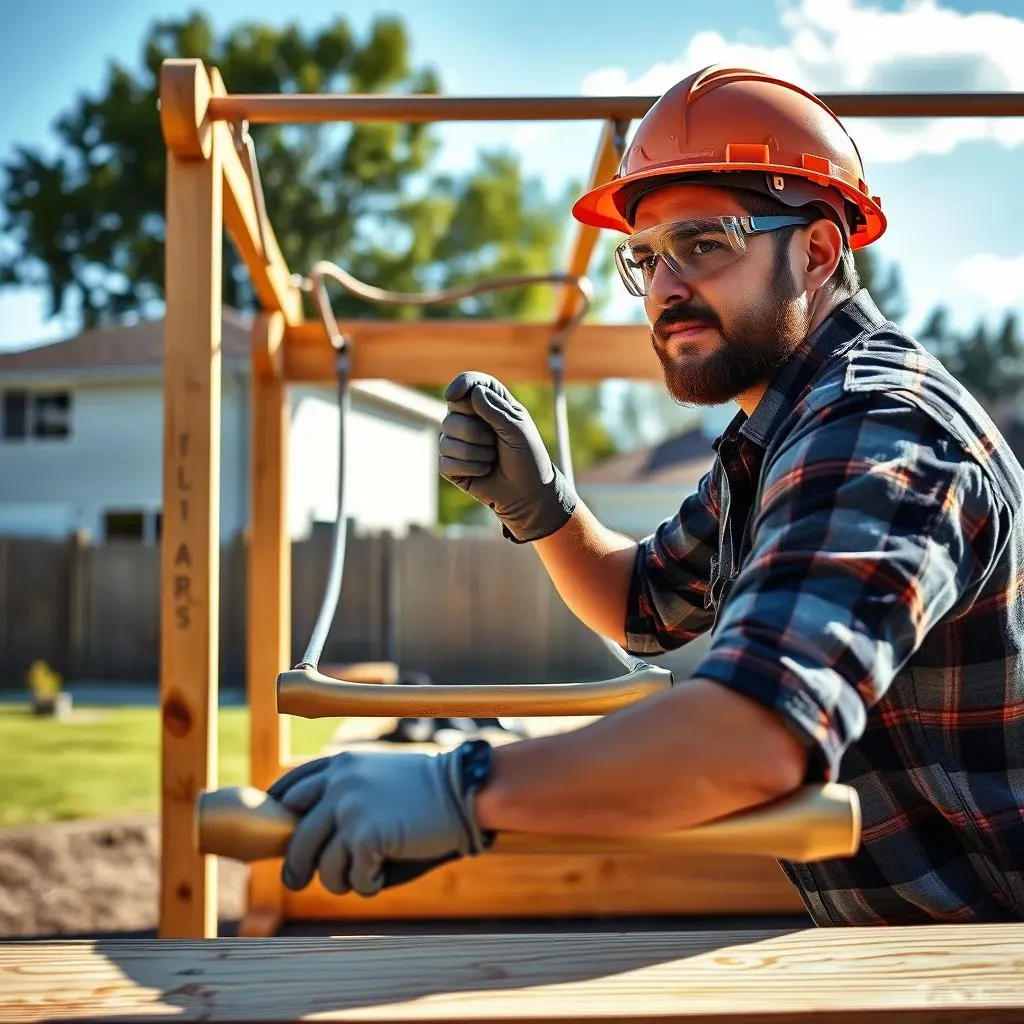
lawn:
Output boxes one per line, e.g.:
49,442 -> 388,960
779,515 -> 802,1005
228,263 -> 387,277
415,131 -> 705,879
0,705 -> 339,828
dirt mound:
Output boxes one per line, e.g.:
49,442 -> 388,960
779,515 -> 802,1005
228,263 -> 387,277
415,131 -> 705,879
0,816 -> 247,938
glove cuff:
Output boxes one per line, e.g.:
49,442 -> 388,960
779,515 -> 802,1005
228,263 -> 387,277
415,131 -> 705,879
444,739 -> 497,855
501,465 -> 579,545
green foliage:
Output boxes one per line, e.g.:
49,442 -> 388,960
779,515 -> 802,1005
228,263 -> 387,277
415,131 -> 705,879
854,246 -> 906,323
0,11 -> 444,325
854,246 -> 1024,407
920,307 -> 1024,405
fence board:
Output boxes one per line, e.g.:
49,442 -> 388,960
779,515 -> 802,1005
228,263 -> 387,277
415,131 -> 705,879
0,539 -> 71,682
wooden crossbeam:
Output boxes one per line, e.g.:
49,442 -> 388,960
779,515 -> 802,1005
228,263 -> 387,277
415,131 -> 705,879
5,926 -> 1024,1021
283,320 -> 660,383
207,92 -> 1024,123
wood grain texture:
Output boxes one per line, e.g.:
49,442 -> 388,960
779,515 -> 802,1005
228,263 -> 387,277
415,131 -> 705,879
554,119 -> 625,329
283,320 -> 660,384
5,926 -> 1024,1021
245,312 -> 292,931
159,120 -> 223,939
285,851 -> 805,920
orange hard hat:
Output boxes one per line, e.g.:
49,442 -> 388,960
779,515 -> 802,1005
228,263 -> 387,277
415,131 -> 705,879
572,65 -> 886,249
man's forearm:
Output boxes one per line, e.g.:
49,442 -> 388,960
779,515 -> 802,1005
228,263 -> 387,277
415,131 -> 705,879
532,501 -> 637,646
473,678 -> 808,838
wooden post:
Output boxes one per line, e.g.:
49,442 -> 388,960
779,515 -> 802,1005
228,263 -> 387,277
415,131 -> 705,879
158,58 -> 223,939
242,311 -> 292,937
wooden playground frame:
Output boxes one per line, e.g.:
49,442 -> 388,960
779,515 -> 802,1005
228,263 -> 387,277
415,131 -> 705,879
157,57 -> 1024,942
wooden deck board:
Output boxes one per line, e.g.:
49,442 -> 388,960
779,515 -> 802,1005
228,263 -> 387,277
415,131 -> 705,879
4,926 -> 1024,1021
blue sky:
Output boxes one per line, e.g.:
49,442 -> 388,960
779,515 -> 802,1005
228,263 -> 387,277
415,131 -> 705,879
2,0 -> 1024,352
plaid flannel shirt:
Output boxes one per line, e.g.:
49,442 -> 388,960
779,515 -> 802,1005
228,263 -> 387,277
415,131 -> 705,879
625,289 -> 1024,926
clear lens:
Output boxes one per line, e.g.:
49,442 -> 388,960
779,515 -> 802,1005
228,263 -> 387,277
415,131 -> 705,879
614,216 -> 748,297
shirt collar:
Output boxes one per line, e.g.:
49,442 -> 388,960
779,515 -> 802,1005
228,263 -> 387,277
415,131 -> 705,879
712,288 -> 888,451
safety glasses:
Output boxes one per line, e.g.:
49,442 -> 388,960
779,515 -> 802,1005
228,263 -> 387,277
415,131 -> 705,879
613,215 -> 812,297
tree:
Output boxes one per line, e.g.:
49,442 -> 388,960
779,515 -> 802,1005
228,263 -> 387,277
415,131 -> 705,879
920,308 -> 1024,405
854,246 -> 906,324
0,12 -> 617,523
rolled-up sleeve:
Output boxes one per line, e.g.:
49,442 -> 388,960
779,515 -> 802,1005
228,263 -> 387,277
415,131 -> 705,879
694,390 -> 997,782
625,466 -> 721,655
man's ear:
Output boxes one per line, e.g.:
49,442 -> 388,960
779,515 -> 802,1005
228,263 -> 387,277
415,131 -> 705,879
801,218 -> 844,292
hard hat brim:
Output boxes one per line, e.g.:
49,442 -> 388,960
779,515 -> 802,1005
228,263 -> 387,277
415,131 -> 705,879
572,162 -> 886,249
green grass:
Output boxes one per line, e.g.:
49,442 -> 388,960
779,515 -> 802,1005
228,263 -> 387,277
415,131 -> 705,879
0,705 -> 339,828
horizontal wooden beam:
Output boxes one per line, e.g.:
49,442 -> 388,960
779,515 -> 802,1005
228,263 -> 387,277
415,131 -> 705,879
284,319 -> 660,383
287,852 -> 803,919
9,925 -> 1024,1020
208,91 -> 1024,124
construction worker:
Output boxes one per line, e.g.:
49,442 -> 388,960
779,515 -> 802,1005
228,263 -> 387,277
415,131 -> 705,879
268,66 -> 1024,925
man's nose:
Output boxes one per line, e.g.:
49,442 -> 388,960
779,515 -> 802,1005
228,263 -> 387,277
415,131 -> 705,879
647,257 -> 694,307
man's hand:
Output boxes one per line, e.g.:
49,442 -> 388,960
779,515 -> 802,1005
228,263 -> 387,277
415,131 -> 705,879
439,370 -> 578,543
266,744 -> 492,897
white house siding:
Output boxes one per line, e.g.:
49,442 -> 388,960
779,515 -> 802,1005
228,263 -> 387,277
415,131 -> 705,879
287,386 -> 439,538
0,377 -> 250,542
577,481 -> 705,540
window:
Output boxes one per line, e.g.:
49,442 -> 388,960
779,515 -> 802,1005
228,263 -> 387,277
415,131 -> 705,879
2,390 -> 72,441
104,510 -> 145,541
2,392 -> 26,439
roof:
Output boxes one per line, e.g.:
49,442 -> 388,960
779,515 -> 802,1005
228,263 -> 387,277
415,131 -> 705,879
0,310 -> 254,374
0,310 -> 446,425
579,426 -> 715,486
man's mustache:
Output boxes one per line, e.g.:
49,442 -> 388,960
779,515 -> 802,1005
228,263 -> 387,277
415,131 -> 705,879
652,304 -> 719,343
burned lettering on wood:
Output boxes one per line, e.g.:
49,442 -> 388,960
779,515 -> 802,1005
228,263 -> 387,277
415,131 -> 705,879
173,432 -> 194,629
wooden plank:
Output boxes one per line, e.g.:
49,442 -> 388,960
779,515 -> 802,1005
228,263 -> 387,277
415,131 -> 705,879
244,312 -> 292,935
208,68 -> 303,324
207,90 -> 1024,123
554,120 -> 626,329
286,852 -> 804,920
158,74 -> 223,940
284,320 -> 660,384
7,926 -> 1024,1021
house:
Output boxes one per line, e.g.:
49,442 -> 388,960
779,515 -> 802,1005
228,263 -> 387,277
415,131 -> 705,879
0,310 -> 447,542
576,422 -> 719,538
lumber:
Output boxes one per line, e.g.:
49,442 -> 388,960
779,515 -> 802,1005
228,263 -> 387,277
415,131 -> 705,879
207,91 -> 1024,124
6,926 -> 1024,1021
158,72 -> 223,939
287,852 -> 804,920
244,312 -> 292,937
554,119 -> 626,329
283,319 -> 660,383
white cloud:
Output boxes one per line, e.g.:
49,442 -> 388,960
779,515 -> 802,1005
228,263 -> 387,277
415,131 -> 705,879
951,251 -> 1024,311
580,0 -> 1024,163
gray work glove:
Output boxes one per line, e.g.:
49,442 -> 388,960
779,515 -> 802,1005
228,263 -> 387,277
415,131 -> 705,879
439,370 -> 578,543
266,745 -> 492,897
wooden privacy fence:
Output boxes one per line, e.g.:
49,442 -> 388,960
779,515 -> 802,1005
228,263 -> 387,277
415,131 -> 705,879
0,530 -> 706,688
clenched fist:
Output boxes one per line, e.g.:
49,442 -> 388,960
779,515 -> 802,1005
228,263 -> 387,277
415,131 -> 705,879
439,371 -> 578,543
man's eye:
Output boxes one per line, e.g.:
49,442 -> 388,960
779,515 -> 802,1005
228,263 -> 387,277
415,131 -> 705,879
690,238 -> 723,256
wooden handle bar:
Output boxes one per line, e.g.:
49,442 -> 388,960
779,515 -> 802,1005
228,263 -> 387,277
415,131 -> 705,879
196,782 -> 860,865
277,664 -> 674,719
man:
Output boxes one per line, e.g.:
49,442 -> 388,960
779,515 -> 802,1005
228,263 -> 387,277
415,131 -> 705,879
269,66 -> 1024,925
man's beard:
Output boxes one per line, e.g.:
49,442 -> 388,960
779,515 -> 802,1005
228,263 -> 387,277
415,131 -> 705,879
651,264 -> 807,407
